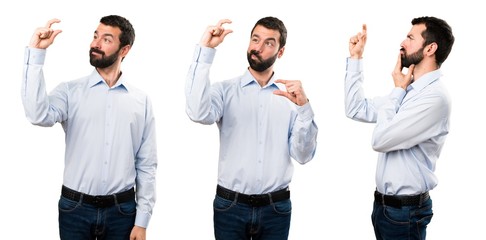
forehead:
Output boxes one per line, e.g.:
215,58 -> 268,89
94,23 -> 122,38
408,23 -> 426,40
252,25 -> 280,40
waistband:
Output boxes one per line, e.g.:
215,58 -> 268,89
374,190 -> 430,208
61,185 -> 135,208
216,185 -> 290,207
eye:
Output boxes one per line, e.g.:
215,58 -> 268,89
103,37 -> 112,44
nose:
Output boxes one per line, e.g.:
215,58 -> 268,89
91,38 -> 101,49
256,42 -> 265,52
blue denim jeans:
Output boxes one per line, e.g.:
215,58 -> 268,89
371,196 -> 433,240
213,195 -> 292,240
58,196 -> 136,240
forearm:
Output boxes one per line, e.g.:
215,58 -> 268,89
290,103 -> 318,164
185,45 -> 219,124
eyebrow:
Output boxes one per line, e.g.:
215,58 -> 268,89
94,30 -> 115,39
252,33 -> 277,42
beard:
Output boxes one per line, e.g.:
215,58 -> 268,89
401,46 -> 424,68
247,50 -> 278,72
89,48 -> 120,68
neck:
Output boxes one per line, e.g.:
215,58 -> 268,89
97,63 -> 122,87
249,67 -> 274,87
410,60 -> 438,81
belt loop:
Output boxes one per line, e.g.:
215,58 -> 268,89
79,193 -> 84,203
418,192 -> 424,208
113,193 -> 118,204
234,192 -> 239,203
267,192 -> 273,204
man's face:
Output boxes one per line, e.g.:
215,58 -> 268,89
247,50 -> 279,72
400,24 -> 426,68
401,46 -> 424,68
89,47 -> 121,68
89,23 -> 123,68
246,25 -> 283,72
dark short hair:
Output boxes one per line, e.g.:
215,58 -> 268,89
412,16 -> 454,67
251,16 -> 287,50
100,15 -> 135,48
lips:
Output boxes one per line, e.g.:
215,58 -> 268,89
90,48 -> 105,56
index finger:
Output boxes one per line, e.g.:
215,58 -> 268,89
45,18 -> 61,28
362,24 -> 367,35
216,19 -> 232,27
274,79 -> 287,84
394,52 -> 402,72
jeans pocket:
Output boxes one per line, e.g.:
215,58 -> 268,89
272,199 -> 292,215
213,195 -> 235,212
414,203 -> 433,226
383,206 -> 409,224
116,200 -> 136,216
58,196 -> 81,213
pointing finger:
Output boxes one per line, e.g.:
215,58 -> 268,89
216,19 -> 232,27
394,52 -> 402,72
45,18 -> 61,28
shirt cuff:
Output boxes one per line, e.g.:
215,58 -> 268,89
389,87 -> 406,104
193,45 -> 216,64
135,211 -> 151,229
345,57 -> 363,72
24,47 -> 46,65
296,102 -> 315,122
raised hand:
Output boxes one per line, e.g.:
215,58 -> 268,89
199,19 -> 233,48
273,79 -> 309,106
349,24 -> 367,59
29,18 -> 62,49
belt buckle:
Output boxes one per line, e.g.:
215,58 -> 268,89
248,195 -> 259,206
93,196 -> 109,207
248,194 -> 268,207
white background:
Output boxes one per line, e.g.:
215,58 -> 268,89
1,0 -> 484,239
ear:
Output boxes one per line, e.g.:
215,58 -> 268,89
277,46 -> 285,58
424,42 -> 437,57
120,45 -> 132,58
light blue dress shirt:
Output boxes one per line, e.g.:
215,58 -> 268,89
344,58 -> 451,195
186,45 -> 318,195
21,47 -> 157,228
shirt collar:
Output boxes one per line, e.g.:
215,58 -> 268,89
408,69 -> 442,92
88,69 -> 129,91
240,69 -> 282,90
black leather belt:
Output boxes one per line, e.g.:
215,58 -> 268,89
216,185 -> 290,207
374,190 -> 430,208
61,185 -> 135,208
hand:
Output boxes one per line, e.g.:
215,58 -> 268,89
29,18 -> 62,49
129,225 -> 146,240
392,52 -> 415,90
199,19 -> 233,48
273,79 -> 309,106
349,24 -> 367,59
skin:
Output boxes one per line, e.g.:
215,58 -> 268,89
29,18 -> 146,240
348,23 -> 439,90
200,19 -> 309,106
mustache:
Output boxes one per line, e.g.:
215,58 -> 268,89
90,48 -> 105,55
249,50 -> 262,61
